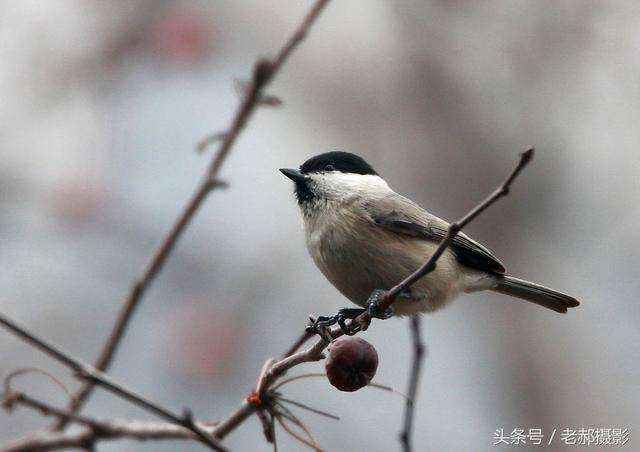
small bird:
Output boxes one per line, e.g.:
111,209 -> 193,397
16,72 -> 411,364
280,151 -> 579,322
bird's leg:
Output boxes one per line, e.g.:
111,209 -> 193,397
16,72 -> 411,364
309,290 -> 395,336
365,289 -> 395,320
352,289 -> 395,332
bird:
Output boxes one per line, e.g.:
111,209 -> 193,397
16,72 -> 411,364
280,151 -> 579,325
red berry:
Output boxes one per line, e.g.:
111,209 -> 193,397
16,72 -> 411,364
325,337 -> 378,392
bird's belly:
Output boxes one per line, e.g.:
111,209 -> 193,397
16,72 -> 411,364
306,222 -> 464,315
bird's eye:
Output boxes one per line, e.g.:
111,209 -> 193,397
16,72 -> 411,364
324,164 -> 335,171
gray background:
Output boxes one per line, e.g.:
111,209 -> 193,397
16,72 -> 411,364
0,1 -> 637,451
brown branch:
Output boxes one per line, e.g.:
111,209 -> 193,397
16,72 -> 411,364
282,330 -> 315,359
209,326 -> 339,440
4,391 -> 105,436
399,315 -> 425,452
210,400 -> 254,440
274,396 -> 340,421
58,0 -> 331,429
2,391 -> 221,452
0,313 -> 225,451
273,402 -> 323,451
4,429 -> 95,452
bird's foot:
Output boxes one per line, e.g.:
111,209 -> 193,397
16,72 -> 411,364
308,308 -> 366,337
365,289 -> 395,320
308,289 -> 394,337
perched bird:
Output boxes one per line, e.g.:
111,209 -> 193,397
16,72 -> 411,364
280,151 -> 579,320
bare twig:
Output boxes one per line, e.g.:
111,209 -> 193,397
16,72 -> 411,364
0,313 -> 225,451
272,372 -> 403,399
256,407 -> 276,444
282,330 -> 315,358
210,400 -> 254,440
255,358 -> 277,402
196,132 -> 227,153
3,391 -> 105,435
265,332 -> 335,388
4,368 -> 75,403
274,396 -> 340,421
209,335 -> 335,444
210,328 -> 340,445
59,0 -> 331,429
4,430 -> 95,452
399,316 -> 425,452
272,412 -> 279,452
2,393 -> 221,452
274,404 -> 323,451
271,372 -> 326,391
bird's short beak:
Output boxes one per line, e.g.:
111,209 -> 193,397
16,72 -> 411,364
279,168 -> 307,183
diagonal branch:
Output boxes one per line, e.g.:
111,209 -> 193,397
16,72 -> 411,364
58,0 -> 331,429
3,391 -> 106,435
2,392 -> 220,452
0,313 -> 226,451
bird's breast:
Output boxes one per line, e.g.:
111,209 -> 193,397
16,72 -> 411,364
304,207 -> 458,309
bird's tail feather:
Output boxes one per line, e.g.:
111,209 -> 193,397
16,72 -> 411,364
491,275 -> 580,313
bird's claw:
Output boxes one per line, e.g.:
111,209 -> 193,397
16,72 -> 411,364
308,290 -> 394,337
365,289 -> 394,320
308,308 -> 365,336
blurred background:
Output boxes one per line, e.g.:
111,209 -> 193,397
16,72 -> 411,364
0,1 -> 638,451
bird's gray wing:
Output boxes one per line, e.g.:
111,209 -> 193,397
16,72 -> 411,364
362,193 -> 506,274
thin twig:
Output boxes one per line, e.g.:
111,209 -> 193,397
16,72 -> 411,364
271,373 -> 326,391
272,373 -> 404,400
255,358 -> 277,401
211,328 -> 341,443
3,392 -> 105,434
272,412 -> 279,452
399,316 -> 425,452
58,0 -> 331,428
4,368 -> 75,403
211,400 -> 255,440
282,330 -> 315,358
256,407 -> 276,444
2,392 -> 221,452
367,382 -> 409,401
274,404 -> 322,451
0,314 -> 225,451
274,396 -> 340,421
275,415 -> 321,451
196,132 -> 227,153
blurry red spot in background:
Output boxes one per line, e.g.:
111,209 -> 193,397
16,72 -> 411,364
51,178 -> 108,226
165,301 -> 239,379
152,7 -> 215,65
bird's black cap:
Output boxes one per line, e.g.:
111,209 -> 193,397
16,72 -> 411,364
299,151 -> 378,176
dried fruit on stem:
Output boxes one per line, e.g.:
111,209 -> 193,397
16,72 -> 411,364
325,337 -> 378,392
